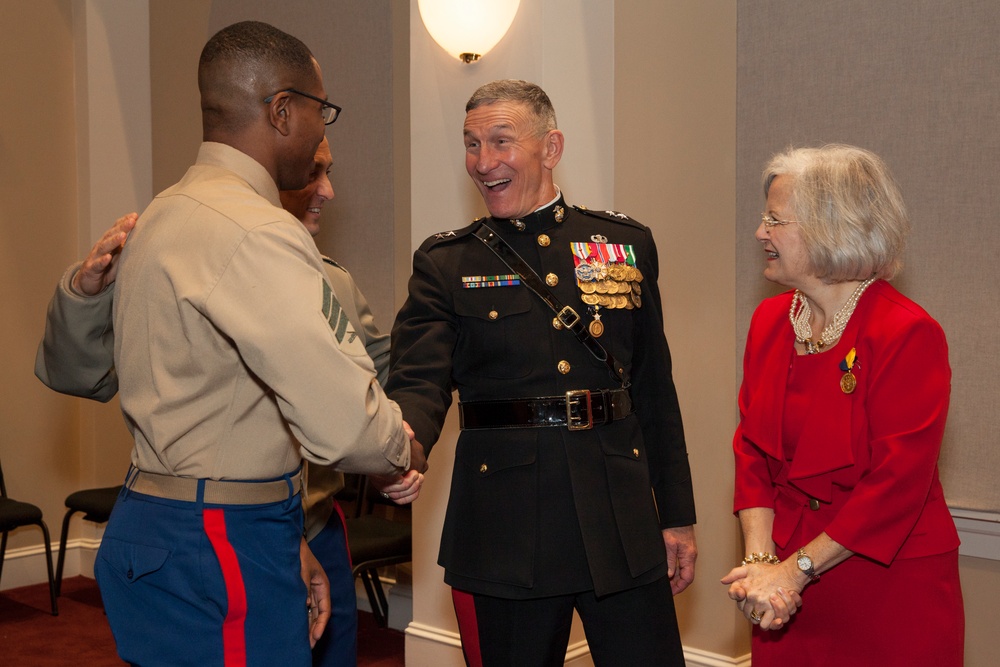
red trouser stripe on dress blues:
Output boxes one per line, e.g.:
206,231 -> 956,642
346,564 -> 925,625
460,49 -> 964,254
452,589 -> 483,667
204,508 -> 249,666
333,499 -> 352,569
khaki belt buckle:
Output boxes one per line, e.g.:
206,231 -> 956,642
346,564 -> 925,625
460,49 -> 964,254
566,389 -> 593,430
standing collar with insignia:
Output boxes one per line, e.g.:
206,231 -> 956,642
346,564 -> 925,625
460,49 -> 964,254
490,195 -> 569,233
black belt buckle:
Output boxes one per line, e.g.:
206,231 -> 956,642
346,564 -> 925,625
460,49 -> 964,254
566,389 -> 593,431
556,306 -> 581,330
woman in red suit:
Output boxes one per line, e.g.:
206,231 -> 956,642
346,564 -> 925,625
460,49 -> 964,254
721,145 -> 964,665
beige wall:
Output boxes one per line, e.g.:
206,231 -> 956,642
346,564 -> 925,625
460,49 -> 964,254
614,2 -> 743,659
0,0 -> 141,568
0,0 -> 84,549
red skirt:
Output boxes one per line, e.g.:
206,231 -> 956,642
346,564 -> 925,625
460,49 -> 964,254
752,549 -> 964,666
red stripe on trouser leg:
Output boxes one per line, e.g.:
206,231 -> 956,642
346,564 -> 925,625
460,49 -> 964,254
452,588 -> 483,667
333,499 -> 352,568
204,508 -> 249,666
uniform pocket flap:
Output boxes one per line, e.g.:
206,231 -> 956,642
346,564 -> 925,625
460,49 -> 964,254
457,431 -> 537,475
453,287 -> 532,320
99,536 -> 170,584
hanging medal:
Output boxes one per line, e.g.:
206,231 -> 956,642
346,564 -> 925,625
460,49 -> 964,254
839,348 -> 858,394
588,305 -> 604,337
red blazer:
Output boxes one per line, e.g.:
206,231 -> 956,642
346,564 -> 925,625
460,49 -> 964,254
734,280 -> 959,564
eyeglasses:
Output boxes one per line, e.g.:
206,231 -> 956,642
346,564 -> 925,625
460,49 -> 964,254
264,89 -> 342,125
761,213 -> 802,230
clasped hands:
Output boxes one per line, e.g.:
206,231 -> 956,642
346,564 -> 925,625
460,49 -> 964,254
721,560 -> 803,631
371,420 -> 427,505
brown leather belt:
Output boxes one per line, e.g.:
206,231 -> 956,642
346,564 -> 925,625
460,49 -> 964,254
128,468 -> 301,505
459,389 -> 633,431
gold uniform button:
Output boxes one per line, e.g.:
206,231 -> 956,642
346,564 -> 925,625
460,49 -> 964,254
537,234 -> 551,247
552,317 -> 564,330
488,310 -> 498,320
480,464 -> 488,474
633,448 -> 640,458
557,360 -> 571,374
545,273 -> 559,287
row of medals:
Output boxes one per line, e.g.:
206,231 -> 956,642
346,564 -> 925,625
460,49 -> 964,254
574,261 -> 644,337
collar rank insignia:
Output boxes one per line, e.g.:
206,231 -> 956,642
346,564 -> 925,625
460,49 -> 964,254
435,230 -> 457,239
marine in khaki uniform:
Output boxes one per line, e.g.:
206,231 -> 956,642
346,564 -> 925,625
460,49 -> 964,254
34,22 -> 422,666
35,139 -> 399,667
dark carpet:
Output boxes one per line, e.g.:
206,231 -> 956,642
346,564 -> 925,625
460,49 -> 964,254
0,576 -> 404,666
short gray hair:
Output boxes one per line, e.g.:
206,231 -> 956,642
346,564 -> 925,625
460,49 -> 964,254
466,79 -> 557,136
763,144 -> 909,282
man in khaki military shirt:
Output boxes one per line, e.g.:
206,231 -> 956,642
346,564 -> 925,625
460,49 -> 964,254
51,22 -> 422,666
36,137 -> 406,666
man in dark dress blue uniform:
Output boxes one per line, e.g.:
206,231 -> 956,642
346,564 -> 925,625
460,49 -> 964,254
386,80 -> 696,666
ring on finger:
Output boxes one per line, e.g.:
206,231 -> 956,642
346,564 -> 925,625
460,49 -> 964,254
749,609 -> 762,623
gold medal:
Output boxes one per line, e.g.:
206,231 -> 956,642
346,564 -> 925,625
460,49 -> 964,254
840,348 -> 858,394
589,319 -> 604,337
579,280 -> 597,294
581,293 -> 600,305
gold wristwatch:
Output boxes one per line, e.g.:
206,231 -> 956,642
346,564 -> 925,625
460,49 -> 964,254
796,548 -> 819,581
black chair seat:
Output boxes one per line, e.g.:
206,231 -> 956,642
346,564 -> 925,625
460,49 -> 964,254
56,485 -> 121,596
0,459 -> 57,615
0,498 -> 45,530
345,517 -> 411,568
64,487 -> 120,523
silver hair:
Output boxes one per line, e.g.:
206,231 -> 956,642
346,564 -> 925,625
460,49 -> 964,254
763,144 -> 909,282
466,79 -> 557,136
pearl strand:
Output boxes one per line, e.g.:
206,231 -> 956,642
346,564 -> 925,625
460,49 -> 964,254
789,277 -> 876,354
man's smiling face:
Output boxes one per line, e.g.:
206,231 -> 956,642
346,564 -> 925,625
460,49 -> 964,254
279,137 -> 334,236
463,101 -> 560,220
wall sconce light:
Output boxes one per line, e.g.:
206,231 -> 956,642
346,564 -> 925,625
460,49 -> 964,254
418,0 -> 520,64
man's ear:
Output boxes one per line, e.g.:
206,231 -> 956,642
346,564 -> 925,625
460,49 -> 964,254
543,129 -> 565,169
267,92 -> 293,137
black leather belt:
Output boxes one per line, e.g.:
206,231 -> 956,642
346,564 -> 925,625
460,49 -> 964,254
459,389 -> 633,431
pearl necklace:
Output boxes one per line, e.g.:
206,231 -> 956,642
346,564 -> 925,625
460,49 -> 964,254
789,277 -> 876,354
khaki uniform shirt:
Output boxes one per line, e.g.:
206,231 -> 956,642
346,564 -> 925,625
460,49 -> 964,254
36,254 -> 390,537
112,142 -> 407,480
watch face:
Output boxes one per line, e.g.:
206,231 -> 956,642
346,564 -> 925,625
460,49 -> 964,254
797,554 -> 811,570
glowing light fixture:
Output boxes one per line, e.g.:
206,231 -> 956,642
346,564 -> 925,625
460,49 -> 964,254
418,0 -> 521,64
